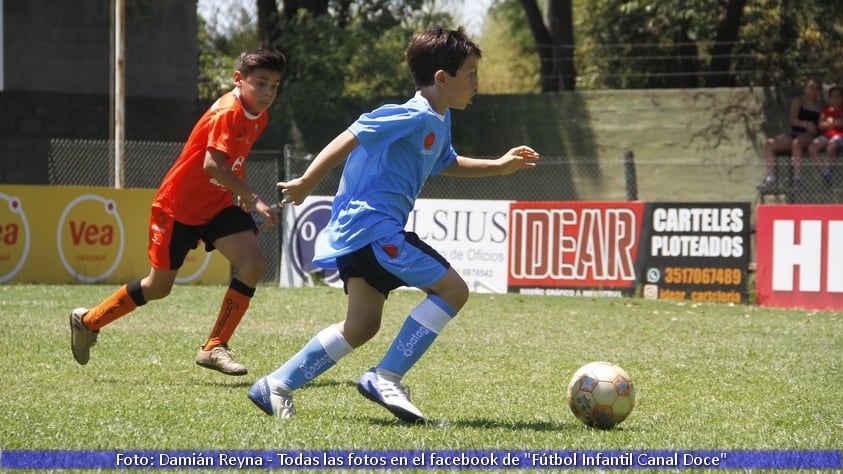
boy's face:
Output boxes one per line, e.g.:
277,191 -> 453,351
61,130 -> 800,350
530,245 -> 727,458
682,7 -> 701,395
234,68 -> 282,115
443,55 -> 479,110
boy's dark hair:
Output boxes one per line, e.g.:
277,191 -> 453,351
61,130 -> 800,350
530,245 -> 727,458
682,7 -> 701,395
405,27 -> 481,87
828,85 -> 843,98
237,49 -> 286,77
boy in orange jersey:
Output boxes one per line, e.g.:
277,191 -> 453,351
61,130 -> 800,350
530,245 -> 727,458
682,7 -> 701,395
69,49 -> 286,375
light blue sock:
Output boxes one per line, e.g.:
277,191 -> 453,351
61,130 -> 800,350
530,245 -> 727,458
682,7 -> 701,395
377,295 -> 456,377
268,325 -> 352,390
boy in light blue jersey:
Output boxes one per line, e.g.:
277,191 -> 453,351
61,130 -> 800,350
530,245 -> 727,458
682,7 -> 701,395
249,26 -> 539,423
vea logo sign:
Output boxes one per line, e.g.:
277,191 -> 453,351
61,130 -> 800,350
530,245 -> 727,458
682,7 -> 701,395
0,193 -> 31,283
57,194 -> 126,282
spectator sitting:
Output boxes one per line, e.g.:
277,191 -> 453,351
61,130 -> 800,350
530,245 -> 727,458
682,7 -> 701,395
761,78 -> 823,189
806,84 -> 843,186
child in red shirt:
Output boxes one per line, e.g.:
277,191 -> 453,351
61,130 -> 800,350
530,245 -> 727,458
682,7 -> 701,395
808,85 -> 843,185
69,49 -> 286,375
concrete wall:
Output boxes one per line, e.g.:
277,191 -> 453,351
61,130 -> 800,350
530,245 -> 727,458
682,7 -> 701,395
445,87 -> 791,203
3,0 -> 197,99
0,91 -> 204,140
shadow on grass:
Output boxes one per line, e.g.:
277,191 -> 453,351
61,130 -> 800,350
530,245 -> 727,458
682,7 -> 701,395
198,379 -> 254,388
442,418 -> 568,432
443,418 -> 640,434
195,377 -> 356,390
349,416 -> 578,432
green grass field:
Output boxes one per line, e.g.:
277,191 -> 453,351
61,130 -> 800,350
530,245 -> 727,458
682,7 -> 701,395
1,283 -> 841,471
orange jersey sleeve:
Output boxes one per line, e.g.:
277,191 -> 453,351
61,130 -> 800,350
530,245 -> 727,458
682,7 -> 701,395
152,90 -> 268,224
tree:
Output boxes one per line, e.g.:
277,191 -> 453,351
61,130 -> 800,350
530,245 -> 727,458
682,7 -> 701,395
707,0 -> 748,87
477,0 -> 541,94
580,0 -> 718,88
250,0 -> 453,149
520,0 -> 576,91
578,0 -> 843,89
738,0 -> 843,87
198,2 -> 258,100
257,0 -> 281,49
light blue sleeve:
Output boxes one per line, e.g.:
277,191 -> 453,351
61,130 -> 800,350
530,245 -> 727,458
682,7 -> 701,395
348,105 -> 420,157
431,143 -> 458,176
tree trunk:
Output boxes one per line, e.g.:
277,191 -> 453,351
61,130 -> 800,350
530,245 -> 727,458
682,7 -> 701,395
707,0 -> 747,87
257,0 -> 281,49
282,0 -> 328,18
670,21 -> 700,88
520,0 -> 556,92
546,0 -> 576,90
520,0 -> 577,91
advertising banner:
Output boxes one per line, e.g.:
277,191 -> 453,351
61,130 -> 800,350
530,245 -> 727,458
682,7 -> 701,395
280,198 -> 754,305
280,196 -> 339,288
638,202 -> 751,304
755,204 -> 843,311
0,185 -> 229,284
507,201 -> 645,296
280,197 -> 512,293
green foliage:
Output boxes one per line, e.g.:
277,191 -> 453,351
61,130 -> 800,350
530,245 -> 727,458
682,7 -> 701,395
734,0 -> 843,86
196,1 -> 843,103
261,0 -> 455,149
2,284 -> 842,457
196,0 -> 456,149
579,0 -> 843,89
198,5 -> 259,100
579,0 -> 715,88
477,0 -> 541,94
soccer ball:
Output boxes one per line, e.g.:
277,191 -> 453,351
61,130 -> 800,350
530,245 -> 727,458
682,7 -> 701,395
567,361 -> 636,429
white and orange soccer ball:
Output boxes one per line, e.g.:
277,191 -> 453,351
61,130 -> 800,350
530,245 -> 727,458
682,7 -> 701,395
567,361 -> 636,429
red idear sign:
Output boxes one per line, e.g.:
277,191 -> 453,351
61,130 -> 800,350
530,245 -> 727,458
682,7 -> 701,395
508,201 -> 645,292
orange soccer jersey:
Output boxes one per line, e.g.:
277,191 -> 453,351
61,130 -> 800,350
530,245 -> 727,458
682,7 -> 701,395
152,89 -> 268,225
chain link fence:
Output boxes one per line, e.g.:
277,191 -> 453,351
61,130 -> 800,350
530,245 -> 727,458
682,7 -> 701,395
2,138 -> 841,285
282,146 -> 843,204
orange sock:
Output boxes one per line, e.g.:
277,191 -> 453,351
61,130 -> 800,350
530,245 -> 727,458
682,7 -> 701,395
202,279 -> 255,350
82,280 -> 146,330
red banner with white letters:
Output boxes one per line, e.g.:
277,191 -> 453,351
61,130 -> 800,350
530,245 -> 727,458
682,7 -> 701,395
755,205 -> 843,311
507,201 -> 645,296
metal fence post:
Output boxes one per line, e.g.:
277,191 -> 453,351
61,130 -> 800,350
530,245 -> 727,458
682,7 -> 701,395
624,149 -> 638,201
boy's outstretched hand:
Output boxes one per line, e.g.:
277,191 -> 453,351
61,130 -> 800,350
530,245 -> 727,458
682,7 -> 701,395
276,176 -> 315,206
497,145 -> 540,175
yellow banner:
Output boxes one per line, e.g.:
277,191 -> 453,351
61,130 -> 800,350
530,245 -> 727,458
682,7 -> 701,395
0,185 -> 228,284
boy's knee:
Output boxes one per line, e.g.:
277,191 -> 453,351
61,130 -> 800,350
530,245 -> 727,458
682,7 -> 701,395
236,258 -> 267,282
142,282 -> 172,301
343,321 -> 380,348
449,279 -> 470,310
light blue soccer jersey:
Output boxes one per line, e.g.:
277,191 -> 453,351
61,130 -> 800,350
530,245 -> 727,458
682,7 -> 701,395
313,92 -> 458,268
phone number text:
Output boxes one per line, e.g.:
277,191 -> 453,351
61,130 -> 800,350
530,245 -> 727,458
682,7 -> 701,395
663,267 -> 742,285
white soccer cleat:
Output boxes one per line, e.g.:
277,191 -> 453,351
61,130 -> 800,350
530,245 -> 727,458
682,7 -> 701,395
357,368 -> 425,424
69,308 -> 98,365
248,376 -> 296,418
